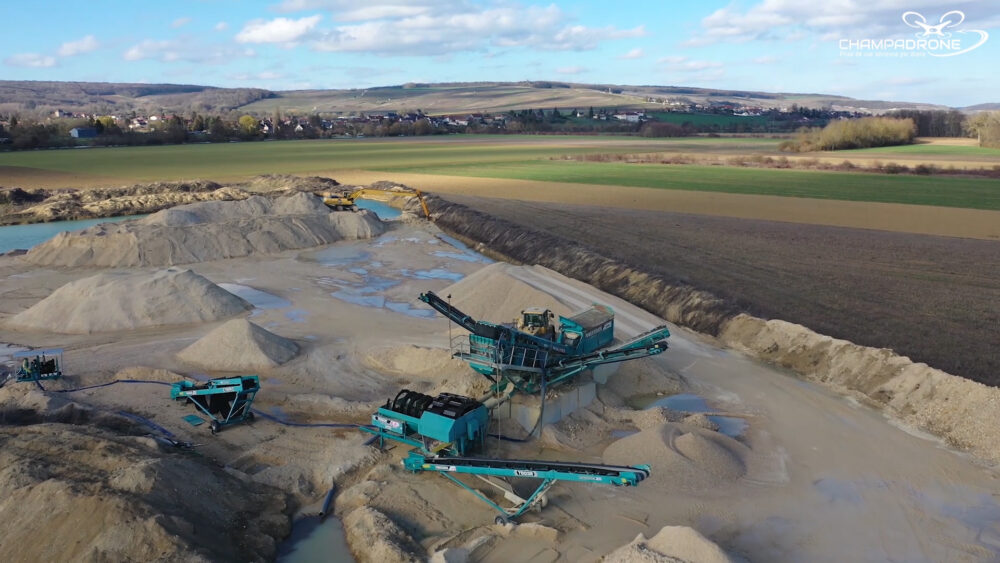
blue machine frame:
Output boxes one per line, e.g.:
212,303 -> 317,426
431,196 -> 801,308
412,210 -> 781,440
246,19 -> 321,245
171,375 -> 259,434
403,451 -> 650,523
13,349 -> 63,382
420,289 -> 669,395
363,388 -> 652,523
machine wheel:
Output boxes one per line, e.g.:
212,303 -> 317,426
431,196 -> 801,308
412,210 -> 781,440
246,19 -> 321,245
210,420 -> 221,434
494,515 -> 510,525
247,411 -> 255,422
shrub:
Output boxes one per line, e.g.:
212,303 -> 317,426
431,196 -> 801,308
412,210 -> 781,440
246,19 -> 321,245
780,117 -> 916,152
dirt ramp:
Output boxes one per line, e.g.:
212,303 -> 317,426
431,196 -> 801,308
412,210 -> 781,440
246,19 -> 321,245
603,422 -> 748,490
605,525 -> 736,563
721,314 -> 1000,464
25,193 -> 386,267
177,319 -> 298,371
6,269 -> 250,333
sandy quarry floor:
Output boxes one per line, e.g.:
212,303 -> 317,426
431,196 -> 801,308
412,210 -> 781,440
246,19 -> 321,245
2,217 -> 999,562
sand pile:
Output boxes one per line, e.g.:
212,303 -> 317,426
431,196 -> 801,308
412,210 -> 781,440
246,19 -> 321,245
721,314 -> 1000,464
363,345 -> 466,378
604,526 -> 735,563
1,180 -> 249,225
6,269 -> 250,334
24,193 -> 385,267
603,422 -> 748,489
0,399 -> 288,561
343,506 -> 421,563
243,174 -> 340,194
177,319 -> 298,371
440,262 -> 569,324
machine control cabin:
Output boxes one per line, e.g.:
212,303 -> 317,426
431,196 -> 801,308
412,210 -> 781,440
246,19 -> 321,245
558,305 -> 614,354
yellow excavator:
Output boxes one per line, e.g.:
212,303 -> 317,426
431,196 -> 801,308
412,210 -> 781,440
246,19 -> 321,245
321,188 -> 431,219
516,307 -> 556,339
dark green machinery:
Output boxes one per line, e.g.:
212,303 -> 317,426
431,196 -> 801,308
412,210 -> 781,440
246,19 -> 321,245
418,291 -> 670,394
364,389 -> 488,456
14,349 -> 63,382
171,375 -> 259,434
362,388 -> 650,523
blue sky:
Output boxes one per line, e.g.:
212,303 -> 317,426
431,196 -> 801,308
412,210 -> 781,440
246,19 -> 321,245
2,1 -> 998,106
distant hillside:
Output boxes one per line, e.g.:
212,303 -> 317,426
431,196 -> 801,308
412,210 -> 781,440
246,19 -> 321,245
0,81 -> 273,114
963,103 -> 1000,112
0,79 -> 972,116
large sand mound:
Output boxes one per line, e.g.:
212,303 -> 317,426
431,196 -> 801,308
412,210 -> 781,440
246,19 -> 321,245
177,319 -> 298,371
6,269 -> 250,334
439,262 -> 570,324
605,526 -> 735,563
24,192 -> 385,267
0,408 -> 288,561
603,422 -> 748,490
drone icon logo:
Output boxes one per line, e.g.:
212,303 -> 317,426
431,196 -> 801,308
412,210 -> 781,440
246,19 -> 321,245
902,10 -> 964,38
838,9 -> 989,57
900,10 -> 989,56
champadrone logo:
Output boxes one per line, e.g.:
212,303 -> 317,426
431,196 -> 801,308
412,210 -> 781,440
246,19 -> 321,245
839,10 -> 989,57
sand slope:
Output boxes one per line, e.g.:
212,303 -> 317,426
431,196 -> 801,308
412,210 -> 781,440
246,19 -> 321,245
24,193 -> 385,267
720,314 -> 1000,464
6,269 -> 251,333
0,414 -> 288,562
605,526 -> 735,563
177,319 -> 298,371
603,423 -> 748,490
440,262 -> 571,324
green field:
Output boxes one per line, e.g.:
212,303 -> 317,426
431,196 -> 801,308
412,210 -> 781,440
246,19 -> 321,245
647,111 -> 772,128
2,136 -> 997,210
377,160 -> 1000,210
0,136 -> 780,182
0,138 -> 658,182
840,143 -> 1000,157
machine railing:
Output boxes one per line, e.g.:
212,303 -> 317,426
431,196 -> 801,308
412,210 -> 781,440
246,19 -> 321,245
456,335 -> 549,373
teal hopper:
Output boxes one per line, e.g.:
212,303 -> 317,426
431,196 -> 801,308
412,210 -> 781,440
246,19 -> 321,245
171,375 -> 259,434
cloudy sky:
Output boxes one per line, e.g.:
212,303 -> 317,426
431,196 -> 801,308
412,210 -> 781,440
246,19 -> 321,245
3,0 -> 998,106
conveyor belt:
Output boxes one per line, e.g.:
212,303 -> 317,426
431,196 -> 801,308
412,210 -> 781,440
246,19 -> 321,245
426,455 -> 650,481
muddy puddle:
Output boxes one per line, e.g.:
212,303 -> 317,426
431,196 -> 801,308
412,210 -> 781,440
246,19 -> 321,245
632,392 -> 748,438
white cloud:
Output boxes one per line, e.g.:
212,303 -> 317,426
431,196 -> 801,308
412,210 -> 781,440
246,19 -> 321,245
886,76 -> 934,86
229,70 -> 286,81
752,55 -> 777,64
172,17 -> 192,29
337,5 -> 432,21
685,0 -> 985,46
215,21 -> 229,31
124,39 -> 252,64
124,39 -> 171,61
657,55 -> 686,64
236,15 -> 323,44
658,55 -> 724,73
619,47 -> 644,59
310,4 -> 644,55
57,35 -> 99,57
555,66 -> 585,75
4,53 -> 57,68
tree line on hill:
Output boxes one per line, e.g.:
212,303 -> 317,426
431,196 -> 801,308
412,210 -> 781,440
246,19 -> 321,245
2,107 -> 998,151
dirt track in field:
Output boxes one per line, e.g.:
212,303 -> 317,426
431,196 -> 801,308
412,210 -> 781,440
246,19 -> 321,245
332,170 -> 1000,240
435,194 -> 1000,386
